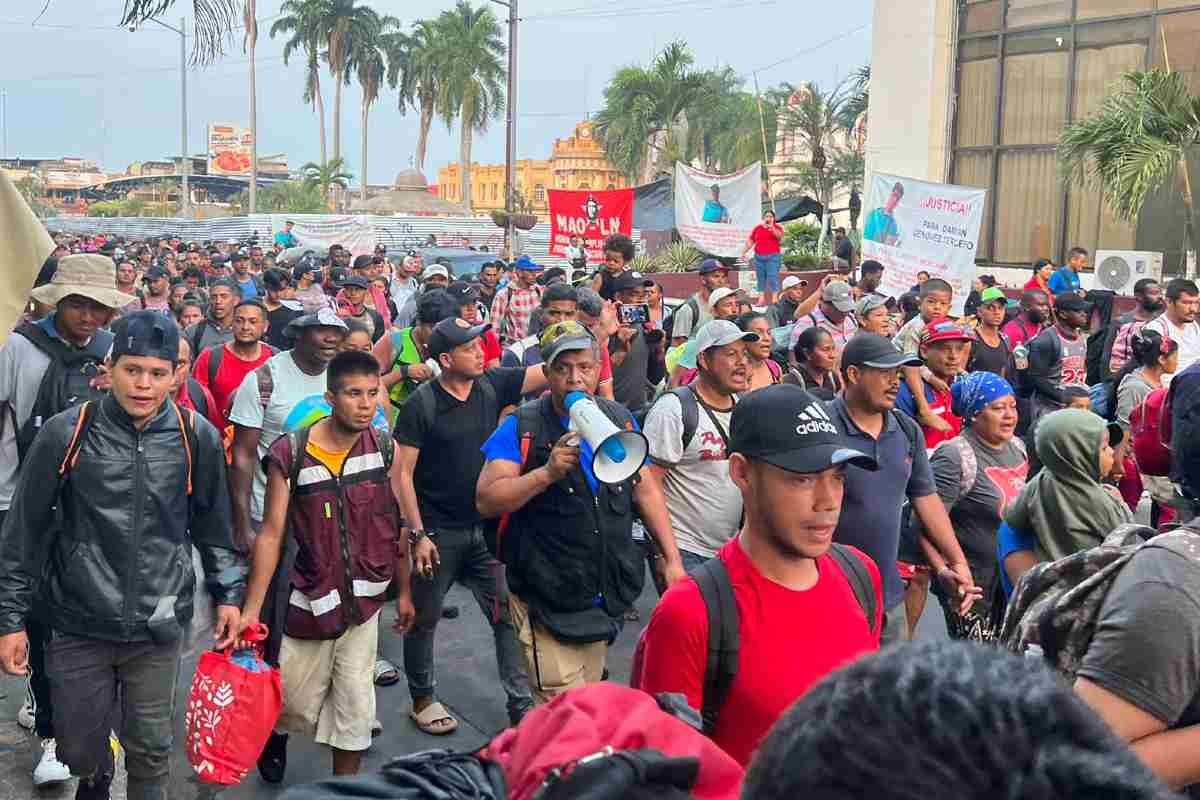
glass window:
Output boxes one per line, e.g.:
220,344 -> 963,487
953,152 -> 994,259
962,0 -> 1002,33
1076,0 -> 1152,20
1073,41 -> 1147,119
1005,27 -> 1071,54
961,36 -> 999,60
956,59 -> 999,146
995,150 -> 1062,263
534,184 -> 545,202
1066,185 -> 1136,254
1006,0 -> 1070,27
1076,16 -> 1152,47
1159,0 -> 1200,9
1001,49 -> 1069,143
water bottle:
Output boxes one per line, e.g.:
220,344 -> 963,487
1013,344 -> 1029,371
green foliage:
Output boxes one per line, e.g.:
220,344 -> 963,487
782,221 -> 821,257
300,157 -> 353,202
86,198 -> 176,218
1059,69 -> 1200,231
236,180 -> 328,214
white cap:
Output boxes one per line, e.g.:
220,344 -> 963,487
708,287 -> 738,310
781,275 -> 804,291
422,264 -> 450,281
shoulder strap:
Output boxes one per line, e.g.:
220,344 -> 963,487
935,436 -> 978,498
765,358 -> 782,381
368,425 -> 395,471
412,379 -> 438,434
15,322 -> 66,360
828,543 -> 878,636
207,344 -> 224,388
494,402 -> 541,555
286,425 -> 314,491
890,407 -> 922,461
57,401 -> 98,478
693,557 -> 739,737
189,320 -> 208,356
170,404 -> 198,496
668,386 -> 701,451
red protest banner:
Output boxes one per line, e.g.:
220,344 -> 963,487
548,188 -> 635,264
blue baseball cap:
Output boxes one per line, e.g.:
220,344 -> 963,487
514,255 -> 543,271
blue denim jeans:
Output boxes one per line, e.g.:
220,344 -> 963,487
754,253 -> 782,293
404,524 -> 533,720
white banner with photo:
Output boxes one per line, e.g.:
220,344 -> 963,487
270,214 -> 377,259
674,161 -> 760,258
862,172 -> 986,315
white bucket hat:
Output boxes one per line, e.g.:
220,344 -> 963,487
30,254 -> 137,310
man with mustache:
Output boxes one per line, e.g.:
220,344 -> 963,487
1106,278 -> 1165,377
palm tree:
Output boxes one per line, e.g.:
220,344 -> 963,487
1059,69 -> 1200,268
838,64 -> 870,133
237,180 -> 327,213
271,0 -> 331,169
350,14 -> 400,202
773,81 -> 849,217
323,0 -> 383,166
593,41 -> 709,183
434,1 -> 506,214
120,0 -> 239,64
385,19 -> 445,174
245,0 -> 259,213
300,158 -> 353,208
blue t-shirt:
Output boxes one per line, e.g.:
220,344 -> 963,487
1047,266 -> 1081,296
701,200 -> 730,224
274,231 -> 297,248
863,208 -> 900,244
894,380 -> 935,421
996,520 -> 1036,597
238,277 -> 260,301
829,397 -> 937,610
480,410 -> 643,496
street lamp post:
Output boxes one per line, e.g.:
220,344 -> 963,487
134,16 -> 189,219
491,0 -> 517,258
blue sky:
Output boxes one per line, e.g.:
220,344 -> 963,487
1,0 -> 873,185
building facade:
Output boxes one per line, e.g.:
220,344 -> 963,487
868,0 -> 1200,275
437,121 -> 629,218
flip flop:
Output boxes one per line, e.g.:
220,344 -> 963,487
374,658 -> 400,687
410,701 -> 459,736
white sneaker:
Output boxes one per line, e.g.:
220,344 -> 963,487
16,697 -> 34,731
33,738 -> 70,787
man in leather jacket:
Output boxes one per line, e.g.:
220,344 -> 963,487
0,311 -> 245,800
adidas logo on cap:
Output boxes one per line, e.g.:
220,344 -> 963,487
795,402 -> 837,436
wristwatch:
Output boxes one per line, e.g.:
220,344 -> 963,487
408,529 -> 428,546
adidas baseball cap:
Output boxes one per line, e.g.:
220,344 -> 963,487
730,385 -> 877,474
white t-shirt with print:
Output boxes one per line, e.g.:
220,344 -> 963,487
644,391 -> 742,559
1144,315 -> 1200,380
228,351 -> 328,522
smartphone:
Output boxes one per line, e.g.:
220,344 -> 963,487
617,303 -> 650,325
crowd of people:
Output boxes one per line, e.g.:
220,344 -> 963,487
0,224 -> 1199,799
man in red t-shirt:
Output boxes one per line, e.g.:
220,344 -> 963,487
741,210 -> 784,306
448,281 -> 502,368
193,299 -> 274,420
634,385 -> 882,766
895,319 -> 968,450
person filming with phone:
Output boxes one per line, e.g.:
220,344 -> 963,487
609,270 -> 666,412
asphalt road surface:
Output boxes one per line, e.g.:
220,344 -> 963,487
0,566 -> 949,800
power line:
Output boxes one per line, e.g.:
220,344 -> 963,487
525,0 -> 781,22
742,23 -> 870,78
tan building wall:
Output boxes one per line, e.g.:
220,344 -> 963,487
437,121 -> 629,218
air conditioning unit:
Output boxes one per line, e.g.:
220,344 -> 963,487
1082,250 -> 1163,295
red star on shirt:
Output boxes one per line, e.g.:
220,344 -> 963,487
984,462 -> 1029,516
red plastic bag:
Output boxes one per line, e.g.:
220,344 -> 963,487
184,623 -> 283,785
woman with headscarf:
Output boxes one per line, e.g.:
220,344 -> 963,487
915,372 -> 1028,640
998,408 -> 1130,597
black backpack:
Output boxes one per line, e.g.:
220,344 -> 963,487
12,322 -> 111,462
663,296 -> 700,343
693,544 -> 879,736
636,386 -> 704,451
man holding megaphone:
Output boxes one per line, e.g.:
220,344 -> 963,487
478,321 -> 679,704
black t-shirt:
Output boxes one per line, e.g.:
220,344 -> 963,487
393,367 -> 526,529
597,270 -> 618,301
610,331 -> 650,411
265,305 -> 304,351
968,331 -> 1011,378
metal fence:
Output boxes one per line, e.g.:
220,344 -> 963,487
47,214 -> 641,269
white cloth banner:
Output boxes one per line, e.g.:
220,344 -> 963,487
270,214 -> 377,259
862,173 -> 986,315
674,161 -> 760,258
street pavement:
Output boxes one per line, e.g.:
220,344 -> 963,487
0,566 -> 948,800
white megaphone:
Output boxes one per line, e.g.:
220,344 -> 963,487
564,391 -> 647,484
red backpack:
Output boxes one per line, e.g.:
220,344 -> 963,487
1131,386 -> 1172,476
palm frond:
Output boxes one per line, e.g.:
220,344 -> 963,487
120,0 -> 238,65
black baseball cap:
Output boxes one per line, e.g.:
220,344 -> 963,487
329,267 -> 351,287
730,385 -> 877,474
1055,293 -> 1092,313
841,332 -> 923,369
111,311 -> 180,364
417,288 -> 457,325
143,266 -> 169,281
445,281 -> 478,306
342,275 -> 370,290
353,254 -> 373,270
427,317 -> 491,359
611,270 -> 654,293
698,258 -> 727,274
